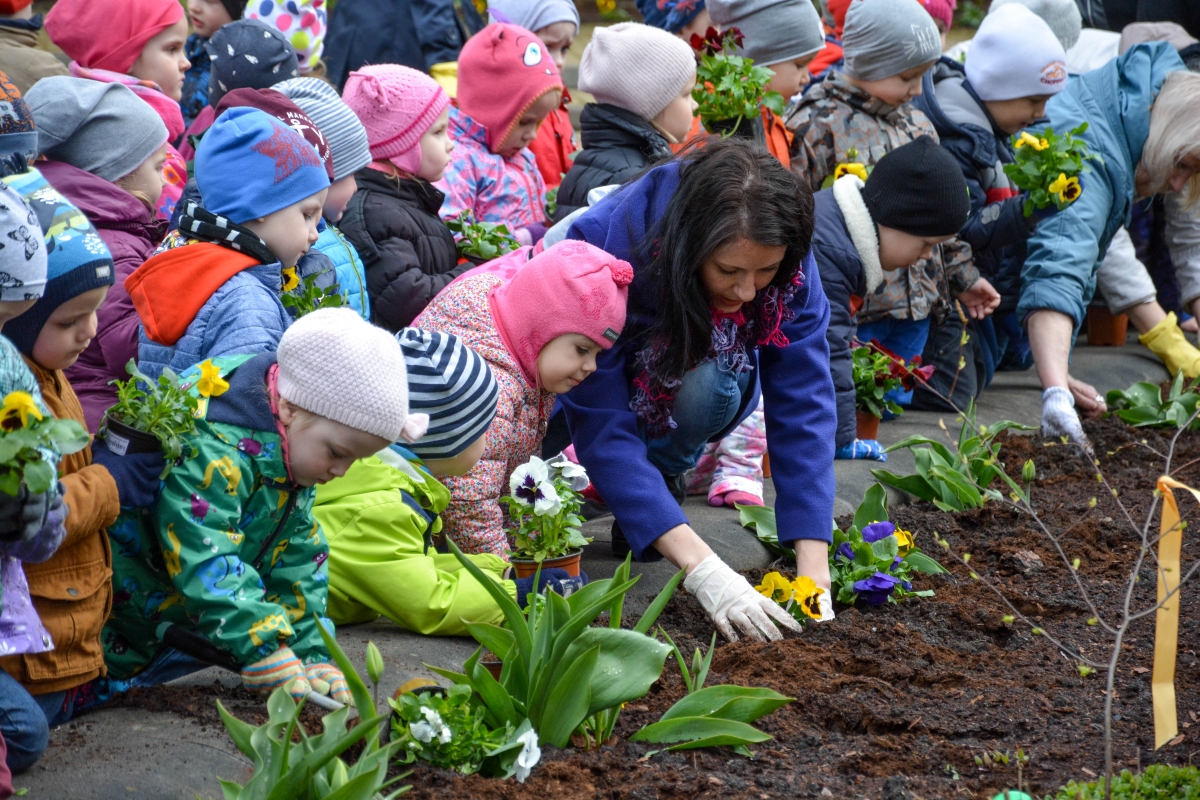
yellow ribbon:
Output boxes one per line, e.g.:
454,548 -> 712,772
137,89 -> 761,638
1153,476 -> 1199,749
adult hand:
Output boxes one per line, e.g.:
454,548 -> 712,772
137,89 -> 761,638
957,277 -> 1001,320
684,554 -> 802,642
1067,375 -> 1107,418
834,439 -> 887,461
91,447 -> 165,509
305,662 -> 351,705
242,645 -> 310,699
1041,386 -> 1090,449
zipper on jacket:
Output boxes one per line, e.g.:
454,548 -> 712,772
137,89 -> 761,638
251,489 -> 298,577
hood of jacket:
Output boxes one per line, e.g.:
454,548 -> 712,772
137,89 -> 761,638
355,167 -> 446,216
205,351 -> 279,434
315,452 -> 449,514
37,159 -> 167,245
578,103 -> 672,159
449,105 -> 494,155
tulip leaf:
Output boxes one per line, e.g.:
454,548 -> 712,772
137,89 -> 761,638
659,685 -> 793,723
852,483 -> 888,529
540,644 -> 599,747
560,628 -> 671,716
631,716 -> 773,746
904,550 -> 949,574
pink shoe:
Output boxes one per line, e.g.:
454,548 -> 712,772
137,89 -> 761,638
720,490 -> 763,508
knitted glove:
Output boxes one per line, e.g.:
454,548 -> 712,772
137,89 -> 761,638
0,485 -> 50,544
684,554 -> 802,642
91,447 -> 165,509
835,440 -> 888,461
305,662 -> 351,705
1041,386 -> 1088,447
241,646 -> 310,699
514,568 -> 589,608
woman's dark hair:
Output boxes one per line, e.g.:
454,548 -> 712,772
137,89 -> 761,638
639,138 -> 815,385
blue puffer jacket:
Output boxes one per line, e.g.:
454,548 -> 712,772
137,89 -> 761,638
1017,43 -> 1185,327
913,58 -> 1036,316
296,220 -> 371,321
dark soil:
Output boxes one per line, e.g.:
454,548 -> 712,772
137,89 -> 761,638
104,680 -> 329,737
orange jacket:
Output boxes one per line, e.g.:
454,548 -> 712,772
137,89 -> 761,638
669,112 -> 792,170
528,94 -> 576,189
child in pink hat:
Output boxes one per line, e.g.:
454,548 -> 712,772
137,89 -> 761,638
412,240 -> 633,557
339,64 -> 471,331
436,22 -> 564,246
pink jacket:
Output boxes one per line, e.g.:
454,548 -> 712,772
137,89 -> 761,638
435,107 -> 546,234
412,273 -> 555,557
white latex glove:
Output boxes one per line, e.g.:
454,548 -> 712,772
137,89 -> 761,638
1041,386 -> 1089,448
684,554 -> 803,642
815,590 -> 836,622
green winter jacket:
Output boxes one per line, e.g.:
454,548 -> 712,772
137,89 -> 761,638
313,450 -> 514,636
103,354 -> 331,679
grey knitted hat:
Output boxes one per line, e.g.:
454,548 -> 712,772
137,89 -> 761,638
579,22 -> 697,121
842,0 -> 942,82
708,0 -> 825,66
0,182 -> 47,302
275,77 -> 372,181
990,0 -> 1082,51
25,77 -> 167,182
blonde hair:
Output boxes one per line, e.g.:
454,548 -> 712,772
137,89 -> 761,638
1140,70 -> 1200,208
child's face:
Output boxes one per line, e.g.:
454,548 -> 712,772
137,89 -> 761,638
31,286 -> 110,371
188,0 -> 234,38
652,76 -> 699,143
536,333 -> 602,394
877,226 -> 953,271
699,237 -> 785,314
535,21 -> 576,73
765,55 -> 816,101
423,433 -> 487,477
984,95 -> 1053,135
417,107 -> 454,183
114,142 -> 168,209
243,189 -> 328,269
324,175 -> 357,223
277,399 -> 391,487
496,91 -> 561,159
129,17 -> 191,101
675,7 -> 712,42
0,299 -> 37,331
846,61 -> 936,107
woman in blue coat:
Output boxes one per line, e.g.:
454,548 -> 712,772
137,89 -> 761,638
563,139 -> 836,643
1018,43 -> 1200,445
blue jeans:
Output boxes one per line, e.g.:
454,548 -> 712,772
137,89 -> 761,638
0,670 -> 47,773
642,360 -> 753,477
856,317 -> 932,407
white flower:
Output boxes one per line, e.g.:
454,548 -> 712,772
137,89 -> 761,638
546,454 -> 590,492
509,457 -> 550,504
410,720 -> 434,743
531,482 -> 562,517
411,706 -> 451,744
514,728 -> 541,783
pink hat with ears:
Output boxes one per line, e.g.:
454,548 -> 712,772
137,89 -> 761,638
487,240 -> 635,387
342,64 -> 449,174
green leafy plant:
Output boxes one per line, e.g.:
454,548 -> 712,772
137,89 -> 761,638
658,628 -> 716,695
630,684 -> 793,756
852,341 -> 934,419
446,211 -> 519,262
735,503 -> 795,559
753,570 -> 827,622
0,391 -> 88,496
389,684 -> 518,775
281,267 -> 345,318
1003,122 -> 1097,217
544,185 -> 558,220
105,359 -> 199,476
689,27 -> 784,137
428,542 -> 678,749
501,455 -> 593,562
1050,765 -> 1200,799
1105,372 -> 1200,430
871,402 -> 1033,511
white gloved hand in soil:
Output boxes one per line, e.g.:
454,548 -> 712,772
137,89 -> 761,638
816,590 -> 835,622
684,554 -> 803,642
1041,386 -> 1089,448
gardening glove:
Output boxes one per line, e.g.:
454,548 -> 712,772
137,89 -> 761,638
0,485 -> 50,544
814,590 -> 836,622
1138,312 -> 1200,379
91,447 -> 165,509
1041,386 -> 1088,448
684,554 -> 802,643
305,662 -> 351,705
514,568 -> 589,608
241,646 -> 310,700
835,439 -> 887,461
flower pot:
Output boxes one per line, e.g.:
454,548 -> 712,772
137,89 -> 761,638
479,650 -> 503,681
510,547 -> 583,579
100,415 -> 161,456
856,410 -> 880,441
706,114 -> 765,144
1085,305 -> 1128,346
762,451 -> 771,479
459,254 -> 490,267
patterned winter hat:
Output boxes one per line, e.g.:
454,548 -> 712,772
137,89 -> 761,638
275,77 -> 372,181
342,64 -> 448,173
0,182 -> 47,303
245,0 -> 328,74
0,71 -> 37,167
635,0 -> 705,34
207,18 -> 300,106
215,87 -> 334,179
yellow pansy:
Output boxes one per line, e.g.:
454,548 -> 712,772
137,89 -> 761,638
833,162 -> 869,181
196,360 -> 230,398
894,528 -> 914,557
1048,173 -> 1081,203
754,571 -> 795,604
792,576 -> 826,620
1015,132 -> 1049,151
281,266 -> 300,292
0,391 -> 42,431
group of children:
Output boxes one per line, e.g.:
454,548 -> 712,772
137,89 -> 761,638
0,0 -> 1194,786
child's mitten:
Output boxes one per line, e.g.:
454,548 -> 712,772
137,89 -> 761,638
305,662 -> 351,704
834,440 -> 888,461
514,568 -> 589,608
241,646 -> 310,699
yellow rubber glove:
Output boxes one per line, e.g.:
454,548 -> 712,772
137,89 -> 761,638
1139,312 -> 1200,379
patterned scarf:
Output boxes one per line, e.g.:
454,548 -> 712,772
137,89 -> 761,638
174,202 -> 278,265
631,272 -> 802,438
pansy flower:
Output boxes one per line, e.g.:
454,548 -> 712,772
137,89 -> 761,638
0,391 -> 41,431
754,571 -> 794,603
196,360 -> 230,398
833,162 -> 869,181
852,571 -> 901,605
861,520 -> 895,544
1048,172 -> 1081,203
791,575 -> 825,620
1015,132 -> 1049,151
894,528 -> 914,557
281,266 -> 300,292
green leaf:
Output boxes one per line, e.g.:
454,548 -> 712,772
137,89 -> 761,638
316,618 -> 375,730
852,483 -> 888,529
21,459 -> 54,495
463,622 -> 516,662
539,644 -> 599,746
904,550 -> 948,574
561,628 -> 671,716
658,685 -> 793,724
468,657 -> 521,727
632,567 -> 687,634
631,716 -> 773,746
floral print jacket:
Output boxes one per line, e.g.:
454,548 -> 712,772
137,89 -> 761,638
786,73 -> 979,323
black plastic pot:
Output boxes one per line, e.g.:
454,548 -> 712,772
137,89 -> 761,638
101,416 -> 162,456
707,114 -> 765,144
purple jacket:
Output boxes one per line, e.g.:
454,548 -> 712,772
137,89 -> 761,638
40,160 -> 167,432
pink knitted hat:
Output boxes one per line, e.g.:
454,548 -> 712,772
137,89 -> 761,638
487,240 -> 634,387
342,64 -> 449,174
457,23 -> 564,153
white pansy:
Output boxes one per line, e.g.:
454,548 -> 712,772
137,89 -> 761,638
531,482 -> 562,517
410,720 -> 434,743
546,454 -> 590,491
514,728 -> 541,783
509,456 -> 551,503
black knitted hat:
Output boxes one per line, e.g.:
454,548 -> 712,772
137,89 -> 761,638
861,136 -> 971,237
221,0 -> 249,20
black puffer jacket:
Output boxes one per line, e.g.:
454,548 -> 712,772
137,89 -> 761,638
338,168 -> 467,333
556,104 -> 672,220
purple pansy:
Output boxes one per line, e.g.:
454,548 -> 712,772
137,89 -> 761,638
861,521 -> 896,544
836,542 -> 855,562
852,571 -> 901,605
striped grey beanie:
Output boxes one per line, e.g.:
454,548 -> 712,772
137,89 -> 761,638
274,77 -> 372,181
397,328 -> 499,460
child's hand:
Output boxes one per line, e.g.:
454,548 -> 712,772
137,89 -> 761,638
241,646 -> 310,699
305,662 -> 351,705
956,277 -> 1001,320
